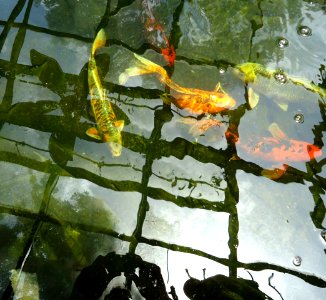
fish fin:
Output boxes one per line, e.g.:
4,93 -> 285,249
118,66 -> 153,84
277,102 -> 288,111
92,29 -> 106,57
86,127 -> 102,140
119,54 -> 168,85
248,87 -> 260,109
160,93 -> 173,105
268,123 -> 287,140
133,53 -> 168,79
213,82 -> 224,93
188,119 -> 221,137
133,53 -> 156,67
118,71 -> 129,85
114,120 -> 124,131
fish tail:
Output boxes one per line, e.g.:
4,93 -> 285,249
91,29 -> 106,57
119,53 -> 168,85
119,66 -> 153,84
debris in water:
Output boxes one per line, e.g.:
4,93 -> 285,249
321,229 -> 326,242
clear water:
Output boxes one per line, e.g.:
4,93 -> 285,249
0,0 -> 325,299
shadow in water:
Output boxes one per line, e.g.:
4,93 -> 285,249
0,0 -> 326,299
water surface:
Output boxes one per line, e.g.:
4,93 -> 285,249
0,0 -> 325,299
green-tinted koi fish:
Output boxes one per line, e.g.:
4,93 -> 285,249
87,29 -> 124,157
233,62 -> 326,110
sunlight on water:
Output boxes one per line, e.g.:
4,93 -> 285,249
0,0 -> 325,299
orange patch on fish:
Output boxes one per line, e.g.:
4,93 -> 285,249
145,17 -> 176,66
242,137 -> 322,163
225,122 -> 322,164
173,90 -> 236,115
119,54 -> 236,115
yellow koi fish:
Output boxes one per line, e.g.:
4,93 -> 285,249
87,29 -> 124,157
119,53 -> 236,115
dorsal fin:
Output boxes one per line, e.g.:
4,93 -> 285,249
268,123 -> 287,140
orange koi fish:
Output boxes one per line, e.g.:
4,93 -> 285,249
226,123 -> 322,179
145,17 -> 176,67
142,0 -> 176,67
119,54 -> 236,114
156,24 -> 176,67
227,123 -> 322,163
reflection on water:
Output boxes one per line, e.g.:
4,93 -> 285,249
0,0 -> 325,299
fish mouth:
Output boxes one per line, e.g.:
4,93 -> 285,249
108,142 -> 123,157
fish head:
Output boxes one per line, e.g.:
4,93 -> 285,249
108,140 -> 123,157
103,130 -> 123,157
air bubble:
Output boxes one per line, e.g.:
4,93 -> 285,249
294,113 -> 304,123
219,67 -> 226,74
274,72 -> 287,84
277,37 -> 289,49
293,256 -> 302,266
297,26 -> 312,37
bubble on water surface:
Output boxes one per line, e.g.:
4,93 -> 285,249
292,256 -> 302,266
277,37 -> 289,49
294,113 -> 304,123
219,67 -> 226,74
274,72 -> 287,84
297,26 -> 312,37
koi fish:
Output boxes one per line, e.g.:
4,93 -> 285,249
119,54 -> 236,114
227,122 -> 322,163
234,62 -> 326,110
87,29 -> 124,157
226,123 -> 322,179
144,17 -> 176,67
235,62 -> 326,97
155,23 -> 176,67
142,0 -> 176,67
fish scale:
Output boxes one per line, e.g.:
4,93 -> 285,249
86,29 -> 124,157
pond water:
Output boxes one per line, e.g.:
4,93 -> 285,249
0,0 -> 325,299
